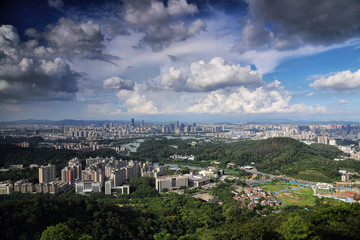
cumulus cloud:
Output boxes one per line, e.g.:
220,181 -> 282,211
0,25 -> 80,101
26,18 -> 117,61
116,88 -> 160,114
149,66 -> 187,91
123,0 -> 205,50
103,76 -> 135,90
149,57 -> 263,91
187,80 -> 327,114
310,69 -> 360,91
235,0 -> 360,52
186,57 -> 262,91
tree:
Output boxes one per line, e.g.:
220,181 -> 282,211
40,223 -> 92,240
279,216 -> 310,240
153,230 -> 176,240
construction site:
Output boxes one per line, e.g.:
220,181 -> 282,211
314,172 -> 360,203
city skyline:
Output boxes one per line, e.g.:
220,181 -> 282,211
1,0 -> 360,122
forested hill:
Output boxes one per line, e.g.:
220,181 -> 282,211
224,137 -> 354,182
134,137 -> 360,182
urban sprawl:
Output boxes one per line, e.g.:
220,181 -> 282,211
1,120 -> 360,207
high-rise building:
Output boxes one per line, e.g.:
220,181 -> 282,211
61,167 -> 74,183
317,136 -> 328,145
111,168 -> 126,186
180,123 -> 185,131
68,158 -> 82,180
61,158 -> 82,183
39,164 -> 56,183
131,118 -> 135,127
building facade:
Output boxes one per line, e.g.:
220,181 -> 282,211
39,164 -> 56,183
155,175 -> 188,192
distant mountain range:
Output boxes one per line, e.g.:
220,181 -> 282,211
0,119 -> 130,126
0,119 -> 359,126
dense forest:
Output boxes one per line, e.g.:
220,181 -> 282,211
1,187 -> 359,240
132,137 -> 360,182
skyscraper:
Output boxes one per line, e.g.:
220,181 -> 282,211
131,118 -> 135,127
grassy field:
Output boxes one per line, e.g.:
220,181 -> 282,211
259,182 -> 301,193
275,186 -> 317,206
259,182 -> 318,206
224,169 -> 239,176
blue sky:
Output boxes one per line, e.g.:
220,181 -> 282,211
1,0 -> 360,122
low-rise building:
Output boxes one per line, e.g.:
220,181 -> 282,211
199,167 -> 224,178
187,175 -> 210,187
75,180 -> 101,194
0,181 -> 13,194
155,175 -> 188,192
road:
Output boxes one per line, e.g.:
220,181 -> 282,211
243,168 -> 317,186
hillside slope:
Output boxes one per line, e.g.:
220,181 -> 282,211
135,137 -> 360,182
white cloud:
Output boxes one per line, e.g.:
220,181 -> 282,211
149,57 -> 263,91
38,58 -> 67,75
116,88 -> 160,114
186,57 -> 262,91
306,92 -> 314,96
310,69 -> 360,91
187,80 -> 327,114
150,66 -> 186,91
103,76 -> 135,90
19,58 -> 33,72
0,25 -> 20,62
167,0 -> 198,16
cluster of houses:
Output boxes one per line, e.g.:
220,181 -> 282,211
233,185 -> 281,209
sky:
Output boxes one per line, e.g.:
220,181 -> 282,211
1,0 -> 360,123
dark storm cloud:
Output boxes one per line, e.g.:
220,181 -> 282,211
237,0 -> 360,51
0,25 -> 80,101
123,0 -> 206,51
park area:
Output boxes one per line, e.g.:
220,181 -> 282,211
259,182 -> 318,206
